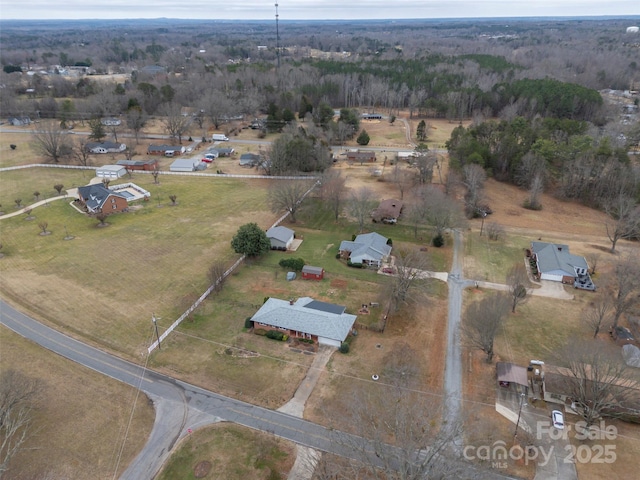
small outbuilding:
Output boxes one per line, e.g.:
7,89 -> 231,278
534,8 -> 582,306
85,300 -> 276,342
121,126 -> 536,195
116,159 -> 158,171
301,265 -> 325,280
96,165 -> 127,179
266,226 -> 294,250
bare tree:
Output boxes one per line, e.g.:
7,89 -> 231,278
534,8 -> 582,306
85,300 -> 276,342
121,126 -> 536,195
486,222 -> 505,241
461,164 -> 486,218
413,152 -> 437,185
462,293 -> 510,362
168,195 -> 177,206
560,341 -> 639,426
524,173 -> 544,210
125,107 -> 147,144
611,257 -> 640,329
348,187 -> 376,233
388,248 -> 429,312
33,192 -> 40,201
208,261 -> 227,293
96,213 -> 108,226
326,382 -> 463,480
31,121 -> 72,163
390,163 -> 412,200
420,185 -> 465,238
160,102 -> 191,144
53,184 -> 64,195
586,252 -> 600,275
267,180 -> 313,223
0,370 -> 40,477
320,171 -> 346,221
152,164 -> 160,185
37,221 -> 49,235
583,297 -> 612,338
506,263 -> 532,313
604,194 -> 640,253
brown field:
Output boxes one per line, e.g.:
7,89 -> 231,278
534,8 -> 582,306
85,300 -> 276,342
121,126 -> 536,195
0,327 -> 154,480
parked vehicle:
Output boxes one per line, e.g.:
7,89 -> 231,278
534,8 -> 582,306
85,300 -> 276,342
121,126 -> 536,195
212,134 -> 229,141
552,410 -> 564,429
164,150 -> 175,157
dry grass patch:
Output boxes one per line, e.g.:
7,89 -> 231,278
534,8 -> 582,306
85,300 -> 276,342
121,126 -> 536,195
0,327 -> 154,480
305,294 -> 448,430
156,423 -> 295,480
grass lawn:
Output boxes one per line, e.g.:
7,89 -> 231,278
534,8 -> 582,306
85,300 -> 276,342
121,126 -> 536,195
0,326 -> 154,480
463,230 -> 530,283
156,423 -> 295,480
0,167 -> 96,210
0,174 -> 272,355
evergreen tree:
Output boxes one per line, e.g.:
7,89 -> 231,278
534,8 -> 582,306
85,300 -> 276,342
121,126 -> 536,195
231,223 -> 270,257
357,129 -> 370,146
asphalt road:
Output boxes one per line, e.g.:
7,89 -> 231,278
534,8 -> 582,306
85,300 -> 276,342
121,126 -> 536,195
0,300 -> 373,478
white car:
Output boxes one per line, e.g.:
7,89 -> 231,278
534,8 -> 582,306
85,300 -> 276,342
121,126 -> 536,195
552,410 -> 564,430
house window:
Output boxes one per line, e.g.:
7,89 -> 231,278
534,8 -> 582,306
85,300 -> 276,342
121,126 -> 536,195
111,198 -> 116,203
550,393 -> 563,400
112,204 -> 117,209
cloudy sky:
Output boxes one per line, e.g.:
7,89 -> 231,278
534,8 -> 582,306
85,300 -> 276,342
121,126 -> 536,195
1,1 -> 638,20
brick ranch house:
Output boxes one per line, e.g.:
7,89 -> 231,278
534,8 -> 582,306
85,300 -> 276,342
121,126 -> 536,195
251,297 -> 356,348
76,184 -> 128,214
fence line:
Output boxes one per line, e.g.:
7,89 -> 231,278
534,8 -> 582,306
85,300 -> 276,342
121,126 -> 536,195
146,179 -> 321,353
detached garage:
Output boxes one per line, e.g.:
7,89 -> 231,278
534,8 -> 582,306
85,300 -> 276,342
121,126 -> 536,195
96,165 -> 127,179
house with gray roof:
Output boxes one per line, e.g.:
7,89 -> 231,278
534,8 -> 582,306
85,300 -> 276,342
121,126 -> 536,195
266,226 -> 294,250
170,158 -> 203,172
251,297 -> 357,347
531,241 -> 594,290
239,153 -> 261,167
339,232 -> 392,268
86,141 -> 126,154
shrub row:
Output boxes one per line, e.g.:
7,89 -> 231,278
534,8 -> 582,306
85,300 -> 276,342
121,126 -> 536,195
279,257 -> 305,271
347,261 -> 364,268
266,330 -> 288,341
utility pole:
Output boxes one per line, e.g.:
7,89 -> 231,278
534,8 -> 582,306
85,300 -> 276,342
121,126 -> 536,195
513,390 -> 527,440
152,313 -> 161,350
275,3 -> 280,69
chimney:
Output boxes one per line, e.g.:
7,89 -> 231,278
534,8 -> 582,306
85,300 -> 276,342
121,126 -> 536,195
289,299 -> 294,305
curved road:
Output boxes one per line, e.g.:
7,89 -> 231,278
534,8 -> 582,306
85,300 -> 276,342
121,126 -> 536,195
1,297 -> 518,480
0,300 -> 352,478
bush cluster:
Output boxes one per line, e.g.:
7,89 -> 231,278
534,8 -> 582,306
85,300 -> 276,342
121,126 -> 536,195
432,234 -> 444,248
339,342 -> 350,354
279,257 -> 305,271
266,330 -> 289,341
254,328 -> 267,336
347,260 -> 364,268
298,338 -> 314,344
244,317 -> 253,329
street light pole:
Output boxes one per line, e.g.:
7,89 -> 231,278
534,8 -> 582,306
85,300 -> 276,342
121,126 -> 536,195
152,313 -> 161,350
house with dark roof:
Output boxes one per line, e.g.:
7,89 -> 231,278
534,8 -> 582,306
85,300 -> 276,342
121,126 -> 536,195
530,241 -> 594,290
346,151 -> 376,163
251,297 -> 356,347
77,184 -> 128,214
147,144 -> 186,155
266,226 -> 294,250
215,147 -> 235,157
339,232 -> 392,268
116,159 -> 158,171
372,199 -> 403,224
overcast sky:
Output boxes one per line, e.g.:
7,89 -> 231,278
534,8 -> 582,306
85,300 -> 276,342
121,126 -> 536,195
1,1 -> 638,21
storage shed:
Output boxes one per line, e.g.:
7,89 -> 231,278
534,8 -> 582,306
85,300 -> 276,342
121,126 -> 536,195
96,165 -> 127,179
302,265 -> 325,280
